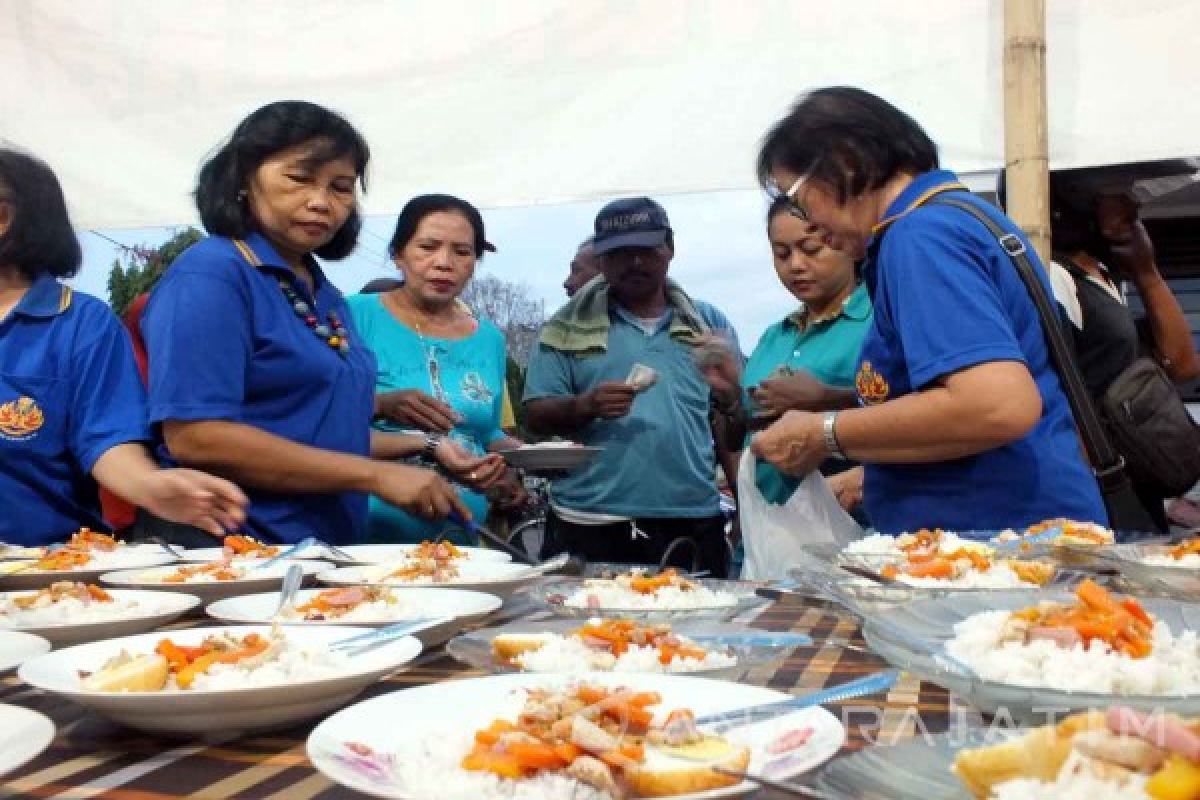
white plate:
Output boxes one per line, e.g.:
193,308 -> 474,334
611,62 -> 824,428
180,544 -> 327,563
0,589 -> 201,646
206,587 -> 503,648
0,630 -> 51,674
0,549 -> 177,591
321,544 -> 512,565
319,561 -> 540,599
0,544 -> 45,561
308,671 -> 846,800
0,705 -> 55,779
100,560 -> 332,603
18,624 -> 422,736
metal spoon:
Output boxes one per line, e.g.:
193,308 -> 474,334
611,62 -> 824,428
271,563 -> 305,620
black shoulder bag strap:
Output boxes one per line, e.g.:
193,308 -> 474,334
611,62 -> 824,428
915,196 -> 1154,533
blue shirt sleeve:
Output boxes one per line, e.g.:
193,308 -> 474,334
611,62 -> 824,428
143,264 -> 252,424
522,343 -> 576,401
880,212 -> 1026,389
68,302 -> 151,473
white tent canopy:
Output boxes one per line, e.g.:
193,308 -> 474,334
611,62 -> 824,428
2,0 -> 1197,229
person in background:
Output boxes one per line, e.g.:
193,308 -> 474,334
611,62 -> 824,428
564,236 -> 602,297
140,101 -> 470,546
751,87 -> 1106,535
523,197 -> 739,576
1040,178 -> 1200,531
347,194 -> 523,544
0,147 -> 247,545
703,196 -> 873,516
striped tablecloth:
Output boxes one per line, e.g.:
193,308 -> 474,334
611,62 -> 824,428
0,594 -> 953,799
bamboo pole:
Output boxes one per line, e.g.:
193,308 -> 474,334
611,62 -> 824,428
1003,0 -> 1051,263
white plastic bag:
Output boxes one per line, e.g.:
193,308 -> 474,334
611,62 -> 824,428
737,449 -> 863,581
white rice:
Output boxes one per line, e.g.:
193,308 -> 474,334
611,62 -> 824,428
842,531 -> 991,558
1143,553 -> 1200,568
0,592 -> 141,627
563,583 -> 738,611
35,546 -> 162,572
144,566 -> 248,583
991,750 -> 1149,799
513,635 -> 736,674
187,639 -> 350,690
332,728 -> 610,800
281,594 -> 409,623
892,562 -> 1032,589
946,610 -> 1200,694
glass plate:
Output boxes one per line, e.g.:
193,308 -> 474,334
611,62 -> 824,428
1099,542 -> 1200,598
815,728 -> 1010,800
858,589 -> 1200,724
532,578 -> 770,622
493,445 -> 601,473
446,619 -> 799,679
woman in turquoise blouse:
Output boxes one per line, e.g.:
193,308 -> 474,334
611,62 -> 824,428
705,197 -> 872,511
347,195 -> 520,543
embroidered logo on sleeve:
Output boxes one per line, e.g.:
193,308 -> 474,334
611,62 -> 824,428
0,396 -> 45,440
855,362 -> 890,405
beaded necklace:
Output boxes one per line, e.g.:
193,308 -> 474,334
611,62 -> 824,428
233,239 -> 350,354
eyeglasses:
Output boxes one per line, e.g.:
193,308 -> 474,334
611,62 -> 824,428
771,175 -> 811,222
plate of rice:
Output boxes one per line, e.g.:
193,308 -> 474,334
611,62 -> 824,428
17,624 -> 422,735
319,540 -> 512,566
179,533 -> 327,563
862,581 -> 1200,724
535,569 -> 767,622
0,529 -> 177,590
0,582 -> 200,645
1099,539 -> 1200,598
308,671 -> 846,799
101,559 -> 331,603
816,707 -> 1200,799
319,560 -> 540,599
447,618 -> 799,680
206,586 -> 503,647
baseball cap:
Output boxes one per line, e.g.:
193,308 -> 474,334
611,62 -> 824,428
592,197 -> 672,255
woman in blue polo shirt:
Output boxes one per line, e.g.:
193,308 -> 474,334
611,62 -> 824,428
703,196 -> 872,513
0,148 -> 248,546
140,102 -> 477,546
749,87 -> 1106,535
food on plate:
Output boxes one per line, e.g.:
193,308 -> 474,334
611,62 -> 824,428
1144,538 -> 1200,569
491,619 -> 736,674
844,528 -> 992,558
2,528 -> 161,573
31,547 -> 93,571
156,561 -> 246,583
458,684 -> 749,797
562,569 -> 739,611
846,529 -> 1055,588
221,534 -> 280,559
946,580 -> 1200,694
62,528 -> 121,552
287,586 -> 403,622
953,706 -> 1200,799
80,629 -> 348,692
0,581 -> 138,626
381,540 -> 465,583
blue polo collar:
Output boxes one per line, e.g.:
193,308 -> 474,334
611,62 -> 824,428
11,273 -> 72,319
235,232 -> 330,291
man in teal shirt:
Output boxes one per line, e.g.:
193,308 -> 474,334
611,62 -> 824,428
523,198 -> 737,576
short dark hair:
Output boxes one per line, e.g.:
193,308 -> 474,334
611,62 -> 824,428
0,148 -> 82,280
388,194 -> 491,259
766,195 -> 802,228
195,101 -> 370,261
757,86 -> 939,204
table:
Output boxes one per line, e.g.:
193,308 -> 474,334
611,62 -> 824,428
0,595 -> 953,799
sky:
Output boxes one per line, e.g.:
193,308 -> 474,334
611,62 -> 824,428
73,189 -> 800,351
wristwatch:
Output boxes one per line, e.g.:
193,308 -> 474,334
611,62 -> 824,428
422,433 -> 443,460
822,411 -> 846,460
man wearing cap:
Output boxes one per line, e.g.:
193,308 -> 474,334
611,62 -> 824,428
523,197 -> 739,576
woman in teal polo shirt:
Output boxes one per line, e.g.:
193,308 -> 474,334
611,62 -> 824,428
704,197 -> 872,513
140,102 -> 480,546
750,87 -> 1106,535
0,148 -> 248,546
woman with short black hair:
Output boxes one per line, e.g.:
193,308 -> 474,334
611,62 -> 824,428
0,148 -> 247,545
750,86 -> 1107,535
140,101 -> 479,546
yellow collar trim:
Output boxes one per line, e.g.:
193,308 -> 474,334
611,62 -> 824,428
871,182 -> 969,236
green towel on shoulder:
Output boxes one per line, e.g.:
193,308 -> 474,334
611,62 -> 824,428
538,277 -> 710,354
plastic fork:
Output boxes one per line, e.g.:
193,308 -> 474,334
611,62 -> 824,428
329,617 -> 452,655
253,537 -> 317,570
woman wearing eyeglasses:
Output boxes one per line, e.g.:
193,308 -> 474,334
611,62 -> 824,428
345,195 -> 521,544
140,102 -> 470,546
749,86 -> 1106,535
